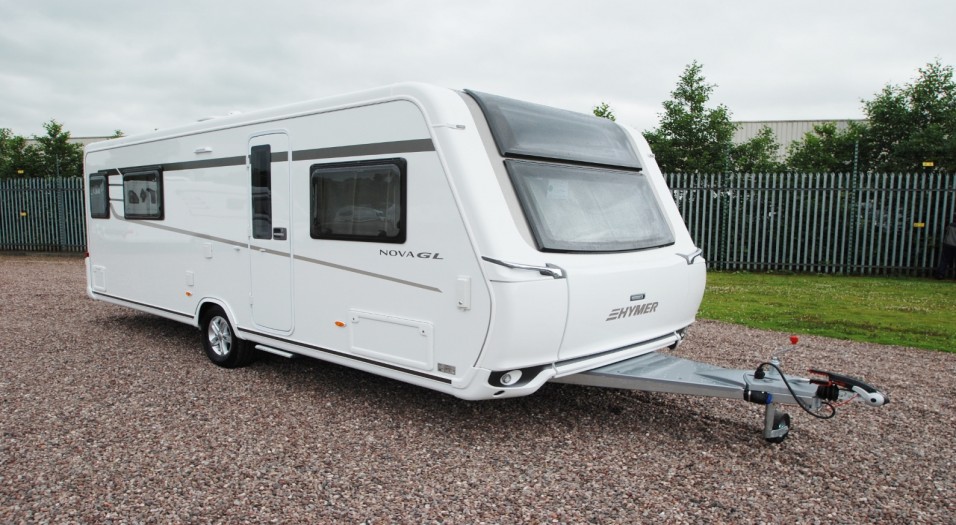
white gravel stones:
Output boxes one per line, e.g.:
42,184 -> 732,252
1,255 -> 954,523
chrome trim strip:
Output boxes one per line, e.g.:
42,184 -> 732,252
677,248 -> 703,265
482,256 -> 566,279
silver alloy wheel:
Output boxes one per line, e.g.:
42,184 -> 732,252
207,315 -> 233,357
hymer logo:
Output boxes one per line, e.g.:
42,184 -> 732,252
606,302 -> 659,322
379,249 -> 443,260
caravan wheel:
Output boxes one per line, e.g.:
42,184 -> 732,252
201,306 -> 254,368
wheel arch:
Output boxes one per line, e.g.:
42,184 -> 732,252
195,298 -> 240,330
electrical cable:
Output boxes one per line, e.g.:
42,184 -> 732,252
757,362 -> 837,420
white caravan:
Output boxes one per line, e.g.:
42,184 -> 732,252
85,83 -> 885,442
84,83 -> 704,398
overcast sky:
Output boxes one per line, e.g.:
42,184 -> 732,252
2,1 -> 954,138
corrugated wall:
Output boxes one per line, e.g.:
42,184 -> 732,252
733,120 -> 866,160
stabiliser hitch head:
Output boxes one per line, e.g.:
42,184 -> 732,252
809,369 -> 889,407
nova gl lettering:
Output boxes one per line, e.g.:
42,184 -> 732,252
380,249 -> 443,260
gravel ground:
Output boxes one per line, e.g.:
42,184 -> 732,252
1,254 -> 954,524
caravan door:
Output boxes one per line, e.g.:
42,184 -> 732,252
248,132 -> 293,332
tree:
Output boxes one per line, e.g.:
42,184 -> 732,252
0,128 -> 42,178
593,102 -> 616,121
32,120 -> 84,178
785,59 -> 956,173
786,121 -> 869,173
863,59 -> 956,172
643,61 -> 781,173
731,126 -> 787,173
0,128 -> 15,177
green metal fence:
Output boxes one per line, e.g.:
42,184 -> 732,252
666,172 -> 956,275
2,174 -> 955,275
0,177 -> 86,252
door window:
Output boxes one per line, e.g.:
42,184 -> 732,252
89,173 -> 110,219
250,144 -> 272,239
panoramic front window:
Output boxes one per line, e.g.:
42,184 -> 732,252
310,158 -> 406,243
507,160 -> 674,252
122,169 -> 163,220
465,89 -> 641,169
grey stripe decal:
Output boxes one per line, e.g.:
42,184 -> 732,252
145,138 -> 434,173
250,244 -> 287,257
293,139 -> 435,162
293,254 -> 442,293
106,205 -> 248,248
164,156 -> 246,171
104,207 -> 441,293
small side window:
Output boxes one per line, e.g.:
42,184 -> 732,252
89,173 -> 110,219
310,158 -> 406,243
250,144 -> 272,239
123,169 -> 164,220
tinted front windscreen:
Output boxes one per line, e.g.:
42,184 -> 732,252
507,160 -> 674,252
465,90 -> 640,169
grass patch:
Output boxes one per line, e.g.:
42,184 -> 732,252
699,272 -> 956,352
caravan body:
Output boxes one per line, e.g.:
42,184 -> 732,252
84,83 -> 706,400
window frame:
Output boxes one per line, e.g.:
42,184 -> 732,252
122,167 -> 164,220
309,158 -> 407,244
88,172 -> 110,219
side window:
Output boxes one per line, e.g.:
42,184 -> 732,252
89,173 -> 110,219
123,169 -> 163,220
310,158 -> 406,243
250,144 -> 272,239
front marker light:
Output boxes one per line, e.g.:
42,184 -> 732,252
499,370 -> 522,386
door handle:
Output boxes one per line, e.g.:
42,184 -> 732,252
273,227 -> 288,240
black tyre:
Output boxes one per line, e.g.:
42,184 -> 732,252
766,412 -> 791,444
201,306 -> 254,368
